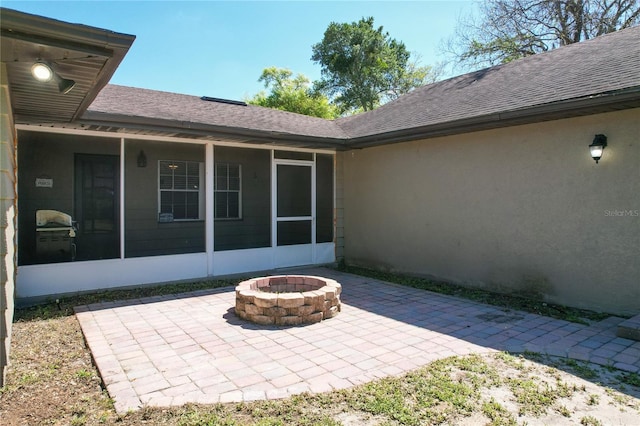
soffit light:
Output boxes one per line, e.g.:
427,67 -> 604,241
589,134 -> 607,164
31,61 -> 53,82
30,60 -> 76,94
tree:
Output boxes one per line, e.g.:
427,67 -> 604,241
246,67 -> 338,119
445,0 -> 640,69
312,17 -> 440,114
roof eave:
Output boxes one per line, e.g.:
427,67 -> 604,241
1,7 -> 135,122
78,110 -> 349,150
346,88 -> 640,149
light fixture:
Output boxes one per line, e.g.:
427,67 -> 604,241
31,61 -> 53,82
55,75 -> 76,94
137,150 -> 147,168
589,134 -> 607,164
31,60 -> 76,94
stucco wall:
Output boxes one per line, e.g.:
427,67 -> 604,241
335,152 -> 345,262
1,64 -> 16,388
343,108 -> 640,316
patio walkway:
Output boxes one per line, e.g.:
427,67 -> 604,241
75,267 -> 640,413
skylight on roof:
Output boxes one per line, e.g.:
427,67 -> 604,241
200,96 -> 247,106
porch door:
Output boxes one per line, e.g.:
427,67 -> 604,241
74,154 -> 120,260
273,160 -> 315,268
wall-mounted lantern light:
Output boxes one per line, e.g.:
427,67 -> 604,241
589,134 -> 607,164
137,150 -> 147,167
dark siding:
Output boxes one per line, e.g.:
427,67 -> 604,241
124,140 -> 205,258
316,154 -> 334,243
214,146 -> 271,251
17,131 -> 120,265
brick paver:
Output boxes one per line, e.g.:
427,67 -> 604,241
75,267 -> 640,413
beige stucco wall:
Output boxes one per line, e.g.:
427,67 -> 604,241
0,64 -> 16,388
335,152 -> 345,261
343,108 -> 640,316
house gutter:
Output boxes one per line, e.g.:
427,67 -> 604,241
346,88 -> 640,149
0,8 -> 135,50
78,111 -> 350,150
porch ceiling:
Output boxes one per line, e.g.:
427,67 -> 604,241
0,8 -> 135,123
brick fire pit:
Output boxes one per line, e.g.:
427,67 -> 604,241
234,275 -> 341,326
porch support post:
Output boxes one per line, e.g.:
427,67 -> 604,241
120,137 -> 125,259
270,150 -> 276,268
312,153 -> 317,263
205,142 -> 214,276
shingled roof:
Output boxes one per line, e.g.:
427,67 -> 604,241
84,85 -> 349,148
338,24 -> 640,147
82,25 -> 640,149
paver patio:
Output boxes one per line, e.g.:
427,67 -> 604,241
75,267 -> 640,413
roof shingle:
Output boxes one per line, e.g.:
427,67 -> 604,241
336,25 -> 640,141
87,85 -> 350,140
85,25 -> 640,147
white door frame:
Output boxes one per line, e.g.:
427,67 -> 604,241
271,152 -> 316,268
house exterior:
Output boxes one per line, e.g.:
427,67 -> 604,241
1,8 -> 638,386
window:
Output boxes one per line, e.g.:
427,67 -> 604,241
215,163 -> 241,219
159,160 -> 204,220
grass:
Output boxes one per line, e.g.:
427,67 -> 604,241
336,264 -> 613,324
16,262 -> 614,326
482,398 -> 517,425
587,394 -> 600,405
14,277 -> 240,322
618,372 -> 640,387
560,359 -> 599,380
581,415 -> 604,426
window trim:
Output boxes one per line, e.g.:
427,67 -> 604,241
157,160 -> 205,222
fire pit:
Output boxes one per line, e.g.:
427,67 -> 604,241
235,275 -> 341,326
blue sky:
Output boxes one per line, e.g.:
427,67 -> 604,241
3,1 -> 473,100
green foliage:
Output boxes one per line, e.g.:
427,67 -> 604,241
246,67 -> 338,119
312,17 -> 438,114
460,33 -> 545,65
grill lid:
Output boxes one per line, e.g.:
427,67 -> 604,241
36,209 -> 73,227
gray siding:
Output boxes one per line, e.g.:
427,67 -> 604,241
214,146 -> 270,251
17,132 -> 120,265
316,153 -> 334,243
124,141 -> 205,257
